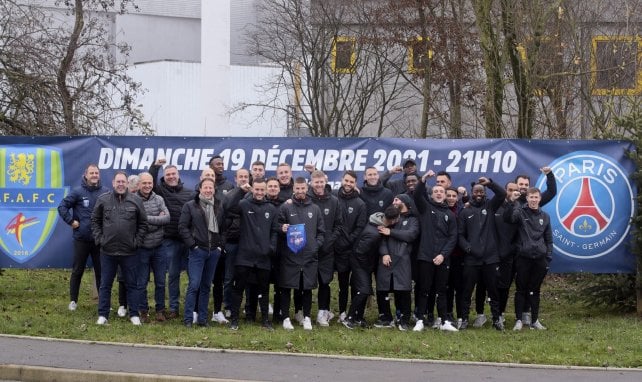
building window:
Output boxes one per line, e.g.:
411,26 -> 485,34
332,36 -> 356,74
517,36 -> 564,95
591,36 -> 642,96
408,36 -> 433,74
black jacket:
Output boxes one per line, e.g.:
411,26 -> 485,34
236,196 -> 279,270
518,171 -> 557,207
494,199 -> 519,260
149,164 -> 195,240
359,180 -> 394,216
458,181 -> 506,265
503,203 -> 553,262
308,188 -> 343,283
91,190 -> 148,256
413,181 -> 457,262
277,196 -> 325,289
58,176 -> 108,242
178,194 -> 225,250
334,188 -> 367,252
377,211 -> 420,291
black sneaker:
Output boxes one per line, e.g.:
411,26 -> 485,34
342,319 -> 356,330
398,322 -> 409,331
229,319 -> 239,331
459,319 -> 469,330
262,320 -> 274,331
197,321 -> 209,327
492,320 -> 505,331
374,319 -> 393,328
184,321 -> 193,328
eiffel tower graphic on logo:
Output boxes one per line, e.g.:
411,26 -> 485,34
561,178 -> 608,234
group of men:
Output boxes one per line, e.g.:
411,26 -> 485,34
58,155 -> 554,332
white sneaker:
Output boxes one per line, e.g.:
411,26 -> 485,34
338,311 -> 347,323
68,301 -> 77,311
117,306 -> 127,317
326,310 -> 335,322
413,319 -> 424,332
530,320 -> 547,330
282,317 -> 294,330
294,310 -> 304,325
432,317 -> 442,329
130,316 -> 142,326
456,318 -> 463,329
212,311 -> 229,324
192,312 -> 198,324
303,316 -> 312,330
96,316 -> 108,325
316,310 -> 329,327
473,313 -> 487,328
268,304 -> 274,315
522,312 -> 532,326
513,319 -> 523,331
440,320 -> 459,332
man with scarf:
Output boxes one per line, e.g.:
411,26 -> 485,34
178,178 -> 225,327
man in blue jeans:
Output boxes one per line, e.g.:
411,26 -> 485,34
91,171 -> 148,326
150,158 -> 194,319
135,172 -> 170,322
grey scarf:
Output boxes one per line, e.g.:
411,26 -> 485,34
199,194 -> 219,234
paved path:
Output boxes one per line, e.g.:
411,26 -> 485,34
0,335 -> 640,382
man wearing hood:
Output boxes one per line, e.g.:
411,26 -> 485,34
458,177 -> 506,330
359,167 -> 393,216
375,195 -> 419,330
412,176 -> 458,332
277,177 -> 325,330
58,164 -> 109,312
150,158 -> 195,319
334,170 -> 367,323
381,158 -> 418,195
343,205 -> 400,329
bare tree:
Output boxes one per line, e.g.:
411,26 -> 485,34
238,0 -> 414,137
0,0 -> 151,136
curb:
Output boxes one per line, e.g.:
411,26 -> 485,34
0,364 -> 257,382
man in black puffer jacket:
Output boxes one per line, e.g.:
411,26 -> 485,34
92,171 -> 147,326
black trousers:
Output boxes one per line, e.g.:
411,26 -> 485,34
462,263 -> 501,321
230,265 -> 270,321
280,272 -> 312,319
446,256 -> 465,320
377,276 -> 411,324
514,257 -> 548,323
414,259 -> 449,321
69,240 -> 101,303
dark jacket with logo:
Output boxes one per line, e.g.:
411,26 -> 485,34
91,190 -> 148,256
360,180 -> 394,216
413,181 -> 457,262
277,196 -> 325,290
494,199 -> 519,260
178,194 -> 225,250
58,176 -> 108,242
149,164 -> 195,240
503,203 -> 553,262
308,187 -> 343,284
458,181 -> 506,266
334,188 -> 367,272
377,211 -> 420,291
236,196 -> 278,271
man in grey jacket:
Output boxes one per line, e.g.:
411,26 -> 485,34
92,171 -> 148,326
135,172 -> 170,322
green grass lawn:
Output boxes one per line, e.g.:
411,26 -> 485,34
0,269 -> 640,368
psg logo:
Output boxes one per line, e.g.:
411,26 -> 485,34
538,151 -> 634,259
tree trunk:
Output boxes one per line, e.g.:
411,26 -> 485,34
57,0 -> 84,135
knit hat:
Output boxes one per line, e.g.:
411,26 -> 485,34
395,193 -> 413,208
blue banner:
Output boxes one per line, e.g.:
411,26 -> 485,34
0,136 -> 636,273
